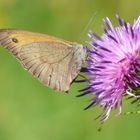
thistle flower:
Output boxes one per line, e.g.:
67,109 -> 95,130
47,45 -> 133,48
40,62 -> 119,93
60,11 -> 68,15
79,15 -> 140,122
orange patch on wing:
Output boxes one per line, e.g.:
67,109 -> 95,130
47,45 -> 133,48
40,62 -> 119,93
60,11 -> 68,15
9,33 -> 70,48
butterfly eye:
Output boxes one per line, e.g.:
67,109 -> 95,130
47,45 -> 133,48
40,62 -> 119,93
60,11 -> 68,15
12,38 -> 18,43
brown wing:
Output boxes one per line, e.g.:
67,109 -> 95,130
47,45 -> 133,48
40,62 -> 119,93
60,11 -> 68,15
0,29 -> 85,92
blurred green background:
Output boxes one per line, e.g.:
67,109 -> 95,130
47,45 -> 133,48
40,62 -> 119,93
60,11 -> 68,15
0,0 -> 140,140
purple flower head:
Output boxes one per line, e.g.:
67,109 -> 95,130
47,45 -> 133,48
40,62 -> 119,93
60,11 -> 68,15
79,16 -> 140,122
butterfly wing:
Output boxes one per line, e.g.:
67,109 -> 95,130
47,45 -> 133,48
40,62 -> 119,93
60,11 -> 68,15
0,29 -> 85,92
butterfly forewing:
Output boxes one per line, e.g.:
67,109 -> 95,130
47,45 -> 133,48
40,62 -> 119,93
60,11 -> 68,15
0,29 -> 85,92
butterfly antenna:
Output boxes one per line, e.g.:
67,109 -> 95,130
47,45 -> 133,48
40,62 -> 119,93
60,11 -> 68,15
78,11 -> 98,42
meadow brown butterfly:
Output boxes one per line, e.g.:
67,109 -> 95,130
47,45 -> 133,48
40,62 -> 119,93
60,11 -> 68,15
0,29 -> 86,92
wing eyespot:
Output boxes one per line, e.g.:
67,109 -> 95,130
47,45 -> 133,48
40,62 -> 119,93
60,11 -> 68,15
12,38 -> 18,43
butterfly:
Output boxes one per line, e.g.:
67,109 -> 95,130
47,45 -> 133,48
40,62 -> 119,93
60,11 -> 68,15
0,29 -> 86,92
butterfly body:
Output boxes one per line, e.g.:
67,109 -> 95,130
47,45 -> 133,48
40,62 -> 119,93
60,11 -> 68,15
0,29 -> 86,92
